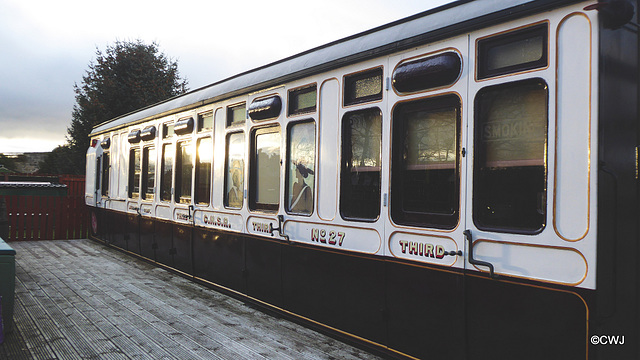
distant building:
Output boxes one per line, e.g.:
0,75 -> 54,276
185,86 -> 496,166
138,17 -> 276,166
0,152 -> 49,174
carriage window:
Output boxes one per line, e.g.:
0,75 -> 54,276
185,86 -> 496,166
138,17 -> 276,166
288,85 -> 317,116
340,108 -> 382,221
227,103 -> 246,127
101,152 -> 110,197
225,132 -> 245,209
344,68 -> 383,106
141,147 -> 156,200
95,156 -> 101,196
195,137 -> 212,205
477,24 -> 548,79
250,126 -> 281,211
473,79 -> 548,233
198,112 -> 213,132
160,143 -> 174,202
175,141 -> 193,204
128,148 -> 141,199
163,123 -> 174,139
286,121 -> 315,215
391,95 -> 460,229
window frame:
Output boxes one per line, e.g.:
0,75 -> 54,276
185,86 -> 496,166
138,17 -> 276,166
227,103 -> 246,127
343,67 -> 384,107
195,136 -> 213,205
288,84 -> 317,116
249,125 -> 281,212
224,131 -> 245,209
128,147 -> 141,199
340,107 -> 383,222
390,94 -> 461,229
476,23 -> 549,80
141,146 -> 156,201
162,122 -> 175,139
472,78 -> 549,234
160,142 -> 174,202
285,119 -> 316,216
197,112 -> 213,133
175,140 -> 193,205
101,151 -> 110,197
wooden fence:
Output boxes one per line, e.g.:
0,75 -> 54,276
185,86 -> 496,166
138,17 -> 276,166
1,175 -> 88,241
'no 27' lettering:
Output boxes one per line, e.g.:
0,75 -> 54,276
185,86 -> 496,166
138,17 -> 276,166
311,228 -> 345,246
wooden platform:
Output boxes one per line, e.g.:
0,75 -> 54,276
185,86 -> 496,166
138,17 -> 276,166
0,239 -> 382,359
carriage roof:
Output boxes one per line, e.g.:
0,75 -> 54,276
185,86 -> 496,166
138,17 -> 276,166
90,0 -> 581,136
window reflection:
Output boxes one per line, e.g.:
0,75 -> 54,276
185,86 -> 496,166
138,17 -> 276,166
391,95 -> 460,228
340,108 -> 382,221
142,147 -> 156,200
473,79 -> 548,233
176,142 -> 192,204
195,138 -> 212,205
160,143 -> 174,202
287,121 -> 315,215
255,130 -> 280,207
225,133 -> 244,209
129,148 -> 141,198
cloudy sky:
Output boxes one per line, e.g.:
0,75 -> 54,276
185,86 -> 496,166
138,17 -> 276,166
0,0 -> 453,153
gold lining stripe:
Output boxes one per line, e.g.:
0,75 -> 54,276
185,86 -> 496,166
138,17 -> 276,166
553,12 -> 592,242
471,238 -> 589,286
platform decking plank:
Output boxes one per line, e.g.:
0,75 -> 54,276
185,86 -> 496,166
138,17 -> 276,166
0,239 -> 381,360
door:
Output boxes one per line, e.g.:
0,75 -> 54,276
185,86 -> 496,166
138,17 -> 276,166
464,9 -> 597,358
383,35 -> 468,359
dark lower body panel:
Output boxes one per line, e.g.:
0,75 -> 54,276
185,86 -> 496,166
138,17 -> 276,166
90,208 -> 590,359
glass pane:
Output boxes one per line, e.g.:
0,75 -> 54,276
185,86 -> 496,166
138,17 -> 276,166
354,75 -> 382,99
255,130 -> 280,206
129,148 -> 141,198
142,147 -> 156,200
289,86 -> 317,115
161,143 -> 174,202
486,36 -> 544,71
162,123 -> 174,139
196,137 -> 212,205
287,122 -> 315,215
101,152 -> 110,197
345,68 -> 383,105
474,79 -> 548,233
392,96 -> 460,228
480,83 -> 547,167
478,24 -> 548,79
296,90 -> 316,110
176,142 -> 193,204
228,104 -> 246,126
95,157 -> 101,194
198,113 -> 213,132
340,108 -> 382,220
225,133 -> 245,208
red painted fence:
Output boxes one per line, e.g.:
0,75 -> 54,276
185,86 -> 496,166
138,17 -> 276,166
2,175 -> 88,241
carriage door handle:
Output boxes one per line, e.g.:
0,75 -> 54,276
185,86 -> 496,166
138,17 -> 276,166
464,230 -> 498,279
270,215 -> 290,243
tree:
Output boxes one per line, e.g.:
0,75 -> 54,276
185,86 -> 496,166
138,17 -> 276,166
37,145 -> 76,175
60,40 -> 189,174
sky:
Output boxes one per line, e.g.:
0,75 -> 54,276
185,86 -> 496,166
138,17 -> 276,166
0,0 -> 454,154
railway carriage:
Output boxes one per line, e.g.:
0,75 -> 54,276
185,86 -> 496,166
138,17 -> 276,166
86,0 -> 640,358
